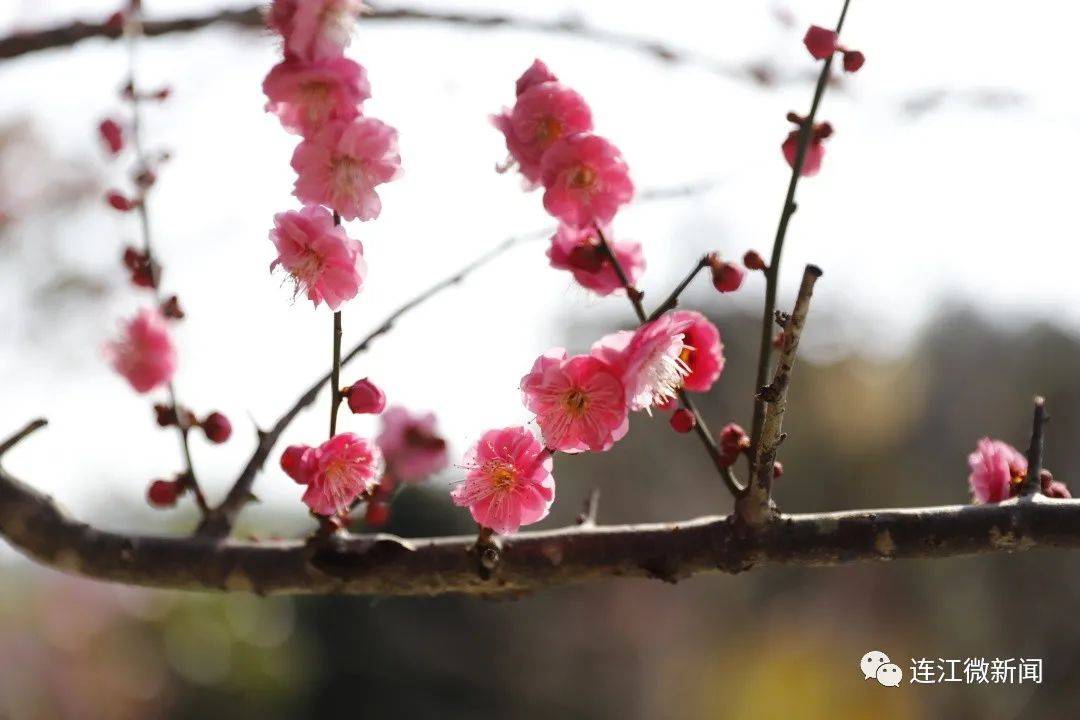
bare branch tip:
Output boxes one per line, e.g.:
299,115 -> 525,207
0,418 -> 49,458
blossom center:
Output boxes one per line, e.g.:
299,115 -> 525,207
562,388 -> 590,417
569,165 -> 596,190
536,116 -> 563,143
488,463 -> 517,491
301,81 -> 332,120
332,156 -> 367,198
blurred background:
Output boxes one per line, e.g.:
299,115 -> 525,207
2,0 -> 1080,717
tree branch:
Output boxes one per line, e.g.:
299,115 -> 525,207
0,3 -> 761,88
1020,396 -> 1048,497
750,0 -> 852,455
738,264 -> 822,525
3,431 -> 1079,596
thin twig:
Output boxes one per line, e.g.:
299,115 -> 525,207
0,419 -> 47,458
739,264 -> 822,526
1020,396 -> 1048,497
647,254 -> 709,322
594,226 -> 742,498
577,487 -> 601,526
125,8 -> 208,515
750,0 -> 852,456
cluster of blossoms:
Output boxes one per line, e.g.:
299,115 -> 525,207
449,62 -> 749,534
262,0 -> 443,525
99,2 -> 231,509
967,438 -> 1069,503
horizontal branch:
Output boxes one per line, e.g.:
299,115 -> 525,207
2,425 -> 1077,596
0,4 -> 760,86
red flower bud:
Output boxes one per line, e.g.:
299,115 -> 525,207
772,331 -> 785,350
803,25 -> 838,60
364,501 -> 391,527
841,49 -> 865,73
343,378 -> 387,415
1040,469 -> 1071,499
200,412 -> 232,444
105,11 -> 125,32
106,190 -> 134,212
98,118 -> 124,155
719,423 -> 750,467
161,295 -> 185,320
134,168 -> 157,189
743,250 -> 768,271
281,444 -> 318,484
122,246 -> 144,270
147,479 -> 182,508
708,254 -> 746,293
773,461 -> 784,479
669,408 -> 696,434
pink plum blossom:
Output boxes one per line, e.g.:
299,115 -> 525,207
104,307 -> 178,393
263,56 -> 369,136
270,0 -> 365,60
269,205 -> 366,310
540,133 -> 634,227
546,223 -> 645,296
520,349 -> 629,453
450,426 -> 555,534
803,25 -> 839,59
967,438 -> 1027,504
591,314 -> 691,412
292,117 -> 402,221
669,310 -> 724,393
782,121 -> 831,177
298,432 -> 383,516
281,443 -> 320,484
377,406 -> 449,481
515,59 -> 558,96
493,82 -> 593,187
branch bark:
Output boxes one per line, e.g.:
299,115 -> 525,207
2,435 -> 1078,596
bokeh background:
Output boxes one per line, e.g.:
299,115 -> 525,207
2,0 -> 1080,717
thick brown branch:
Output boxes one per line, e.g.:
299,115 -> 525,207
2,453 -> 1079,596
739,264 -> 821,525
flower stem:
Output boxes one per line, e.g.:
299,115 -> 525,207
750,0 -> 852,457
329,212 -> 344,438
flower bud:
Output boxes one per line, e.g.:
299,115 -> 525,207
773,461 -> 784,479
281,444 -> 318,484
134,168 -> 157,189
743,250 -> 768,271
841,49 -> 865,73
1040,469 -> 1072,499
719,422 -> 750,466
803,25 -> 838,60
669,408 -> 696,434
147,478 -> 182,508
343,378 -> 387,415
161,295 -> 185,320
708,254 -> 746,293
106,190 -> 135,212
200,412 -> 232,444
98,118 -> 124,155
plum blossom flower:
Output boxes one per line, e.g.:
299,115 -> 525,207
104,307 -> 178,393
592,314 -> 691,412
546,223 -> 644,296
803,25 -> 839,59
292,117 -> 402,221
297,432 -> 383,516
515,59 -> 558,96
782,120 -> 832,177
377,406 -> 449,481
668,310 -> 724,393
520,349 -> 629,453
540,133 -> 634,228
450,426 -> 555,534
343,378 -> 386,414
270,0 -> 366,60
967,438 -> 1027,504
493,82 -> 593,187
263,56 -> 370,136
281,443 -> 320,484
98,118 -> 124,155
269,205 -> 366,310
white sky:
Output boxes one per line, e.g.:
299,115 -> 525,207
1,0 -> 1079,523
